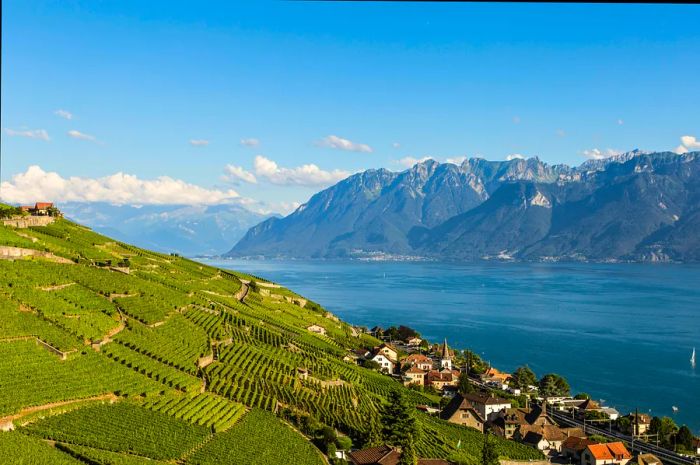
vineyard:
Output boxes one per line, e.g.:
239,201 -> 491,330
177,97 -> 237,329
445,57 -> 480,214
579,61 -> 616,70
0,214 -> 544,464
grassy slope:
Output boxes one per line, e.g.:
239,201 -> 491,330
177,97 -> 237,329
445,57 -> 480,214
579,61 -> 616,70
0,215 -> 543,464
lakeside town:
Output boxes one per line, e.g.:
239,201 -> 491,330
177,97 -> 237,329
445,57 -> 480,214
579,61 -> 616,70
332,324 -> 700,465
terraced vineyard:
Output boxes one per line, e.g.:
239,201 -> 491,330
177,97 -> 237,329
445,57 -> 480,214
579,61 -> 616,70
0,213 -> 543,464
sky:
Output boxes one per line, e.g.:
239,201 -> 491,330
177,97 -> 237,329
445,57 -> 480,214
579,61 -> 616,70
2,1 -> 699,213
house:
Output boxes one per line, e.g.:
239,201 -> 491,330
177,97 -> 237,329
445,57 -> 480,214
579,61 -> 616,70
582,442 -> 631,465
404,366 -> 427,386
402,353 -> 434,371
482,367 -> 511,386
562,436 -> 596,463
518,424 -> 566,452
32,202 -> 55,215
426,369 -> 459,391
407,337 -> 423,347
489,405 -> 554,439
347,445 -> 451,465
440,394 -> 485,431
460,392 -> 512,421
372,353 -> 395,373
601,407 -> 620,421
634,453 -> 663,465
307,324 -> 327,336
19,206 -> 33,212
376,343 -> 398,362
621,412 -> 652,436
577,399 -> 602,418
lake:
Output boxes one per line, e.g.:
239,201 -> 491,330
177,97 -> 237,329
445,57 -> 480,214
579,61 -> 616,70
199,259 -> 700,433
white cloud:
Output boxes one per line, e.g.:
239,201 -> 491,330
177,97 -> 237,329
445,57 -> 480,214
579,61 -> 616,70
680,135 -> 700,150
675,145 -> 689,155
252,155 -> 350,187
506,153 -> 526,161
316,135 -> 373,153
54,109 -> 73,120
223,164 -> 257,184
392,142 -> 401,149
0,165 -> 241,206
4,128 -> 50,141
253,201 -> 302,216
189,139 -> 209,146
68,130 -> 97,142
394,156 -> 434,168
444,156 -> 467,165
240,138 -> 260,147
582,148 -> 621,160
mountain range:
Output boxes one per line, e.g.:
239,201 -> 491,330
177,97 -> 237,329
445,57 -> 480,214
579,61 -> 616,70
228,151 -> 700,262
61,202 -> 271,256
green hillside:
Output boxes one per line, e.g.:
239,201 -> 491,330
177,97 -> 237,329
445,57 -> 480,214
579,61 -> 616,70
0,214 -> 543,464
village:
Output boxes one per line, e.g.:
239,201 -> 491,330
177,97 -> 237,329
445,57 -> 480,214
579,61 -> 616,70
334,325 -> 700,465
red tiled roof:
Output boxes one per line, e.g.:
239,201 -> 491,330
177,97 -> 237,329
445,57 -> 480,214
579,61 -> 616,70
587,444 -> 615,460
562,436 -> 595,452
348,445 -> 399,465
35,202 -> 53,209
406,366 -> 427,375
607,442 -> 631,459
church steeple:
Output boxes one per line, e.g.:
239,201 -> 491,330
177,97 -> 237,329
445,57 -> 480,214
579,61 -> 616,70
440,338 -> 452,370
441,338 -> 450,359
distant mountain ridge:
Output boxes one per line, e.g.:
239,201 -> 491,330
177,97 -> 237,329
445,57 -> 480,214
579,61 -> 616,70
228,151 -> 700,262
61,202 -> 272,256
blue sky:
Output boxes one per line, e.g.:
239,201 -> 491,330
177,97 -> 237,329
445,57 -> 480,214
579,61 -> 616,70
2,1 -> 699,212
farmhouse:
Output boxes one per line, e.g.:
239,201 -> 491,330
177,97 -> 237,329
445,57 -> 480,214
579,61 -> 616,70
426,369 -> 459,391
440,394 -> 485,431
489,405 -> 554,439
371,353 -> 395,373
562,436 -> 596,463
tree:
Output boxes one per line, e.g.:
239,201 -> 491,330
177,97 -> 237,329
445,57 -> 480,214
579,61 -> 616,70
362,359 -> 381,370
381,390 -> 421,448
650,416 -> 679,448
574,393 -> 591,400
399,435 -> 418,465
397,325 -> 420,341
538,373 -> 570,397
458,372 -> 474,395
510,366 -> 537,391
336,436 -> 353,451
674,425 -> 694,451
481,433 -> 500,465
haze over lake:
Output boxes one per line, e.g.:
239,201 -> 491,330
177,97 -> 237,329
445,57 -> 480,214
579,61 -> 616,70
201,259 -> 700,433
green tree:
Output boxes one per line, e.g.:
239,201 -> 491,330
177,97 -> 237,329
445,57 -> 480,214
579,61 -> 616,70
674,425 -> 694,451
458,372 -> 474,395
574,393 -> 591,400
650,416 -> 679,448
511,366 -> 537,390
399,435 -> 418,465
538,373 -> 570,397
381,391 -> 421,449
481,433 -> 500,465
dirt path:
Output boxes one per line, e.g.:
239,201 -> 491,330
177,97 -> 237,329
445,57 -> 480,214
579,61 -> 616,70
235,281 -> 250,302
0,393 -> 118,425
40,282 -> 76,291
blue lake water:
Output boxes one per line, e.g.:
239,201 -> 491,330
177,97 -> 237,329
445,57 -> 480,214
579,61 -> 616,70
200,259 -> 700,433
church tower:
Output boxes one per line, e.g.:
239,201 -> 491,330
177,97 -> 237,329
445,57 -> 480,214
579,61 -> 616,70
440,338 -> 452,370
